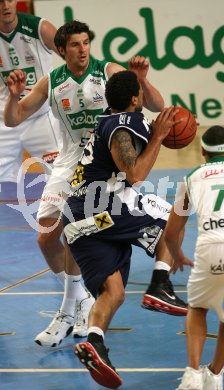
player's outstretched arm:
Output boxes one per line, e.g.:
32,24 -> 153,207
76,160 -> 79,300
107,58 -> 164,112
111,107 -> 177,184
111,106 -> 179,185
4,71 -> 48,127
164,196 -> 194,272
128,56 -> 164,112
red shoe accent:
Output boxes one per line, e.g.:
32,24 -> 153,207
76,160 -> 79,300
74,342 -> 122,389
142,294 -> 188,316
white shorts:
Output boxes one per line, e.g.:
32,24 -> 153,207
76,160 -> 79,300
37,163 -> 73,221
37,134 -> 82,221
0,109 -> 61,183
188,243 -> 224,321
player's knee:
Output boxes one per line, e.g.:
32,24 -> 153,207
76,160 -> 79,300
110,288 -> 125,307
37,230 -> 59,250
117,290 -> 125,306
37,217 -> 62,250
101,281 -> 125,307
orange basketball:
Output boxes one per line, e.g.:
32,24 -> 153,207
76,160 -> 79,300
162,107 -> 197,149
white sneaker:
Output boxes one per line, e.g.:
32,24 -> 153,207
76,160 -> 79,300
203,365 -> 223,390
35,311 -> 74,347
176,367 -> 203,390
72,293 -> 95,338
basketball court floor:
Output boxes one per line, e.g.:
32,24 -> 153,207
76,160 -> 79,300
0,129 -> 221,390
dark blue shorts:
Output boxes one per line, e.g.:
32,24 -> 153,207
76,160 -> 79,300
69,236 -> 131,298
63,193 -> 171,297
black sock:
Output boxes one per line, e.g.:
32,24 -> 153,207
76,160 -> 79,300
150,269 -> 169,284
87,332 -> 104,344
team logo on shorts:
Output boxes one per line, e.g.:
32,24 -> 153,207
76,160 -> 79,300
210,258 -> 224,274
94,211 -> 114,230
140,225 -> 161,237
139,225 -> 162,254
42,152 -> 59,163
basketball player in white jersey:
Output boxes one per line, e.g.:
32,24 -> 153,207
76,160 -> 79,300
0,0 -> 61,181
165,126 -> 224,390
0,1 -> 94,345
4,19 -> 187,348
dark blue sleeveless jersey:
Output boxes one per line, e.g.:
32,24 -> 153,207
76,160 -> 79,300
68,111 -> 153,215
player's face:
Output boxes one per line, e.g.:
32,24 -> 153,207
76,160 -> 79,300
0,0 -> 17,31
63,32 -> 91,73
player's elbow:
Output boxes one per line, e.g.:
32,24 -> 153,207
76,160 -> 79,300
152,99 -> 165,113
126,173 -> 146,186
4,110 -> 21,127
145,97 -> 165,113
125,166 -> 149,186
4,117 -> 18,127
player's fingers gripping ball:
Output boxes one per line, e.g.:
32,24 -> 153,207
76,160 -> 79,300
162,107 -> 198,149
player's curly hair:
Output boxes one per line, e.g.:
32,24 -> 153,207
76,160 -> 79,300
105,71 -> 140,111
54,20 -> 94,57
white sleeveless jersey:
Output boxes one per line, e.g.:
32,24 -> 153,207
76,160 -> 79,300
49,58 -> 109,170
184,156 -> 224,245
0,12 -> 53,122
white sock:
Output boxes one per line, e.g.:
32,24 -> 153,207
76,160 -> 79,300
154,261 -> 171,272
60,274 -> 88,316
87,326 -> 104,339
54,271 -> 65,286
74,277 -> 89,301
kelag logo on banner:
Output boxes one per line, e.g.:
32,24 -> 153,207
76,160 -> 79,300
34,1 -> 224,125
64,7 -> 224,84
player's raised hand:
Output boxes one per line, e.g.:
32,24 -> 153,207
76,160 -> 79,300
128,56 -> 149,80
6,69 -> 26,97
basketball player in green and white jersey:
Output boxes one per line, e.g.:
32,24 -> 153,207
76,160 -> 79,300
0,2 -> 94,346
0,0 -> 61,180
4,19 -> 187,348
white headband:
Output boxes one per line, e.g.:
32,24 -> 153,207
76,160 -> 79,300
201,139 -> 224,152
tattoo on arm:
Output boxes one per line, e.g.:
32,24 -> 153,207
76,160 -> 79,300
112,129 -> 137,167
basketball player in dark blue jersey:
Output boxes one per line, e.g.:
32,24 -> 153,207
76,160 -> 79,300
67,110 -> 152,217
63,71 -> 192,389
